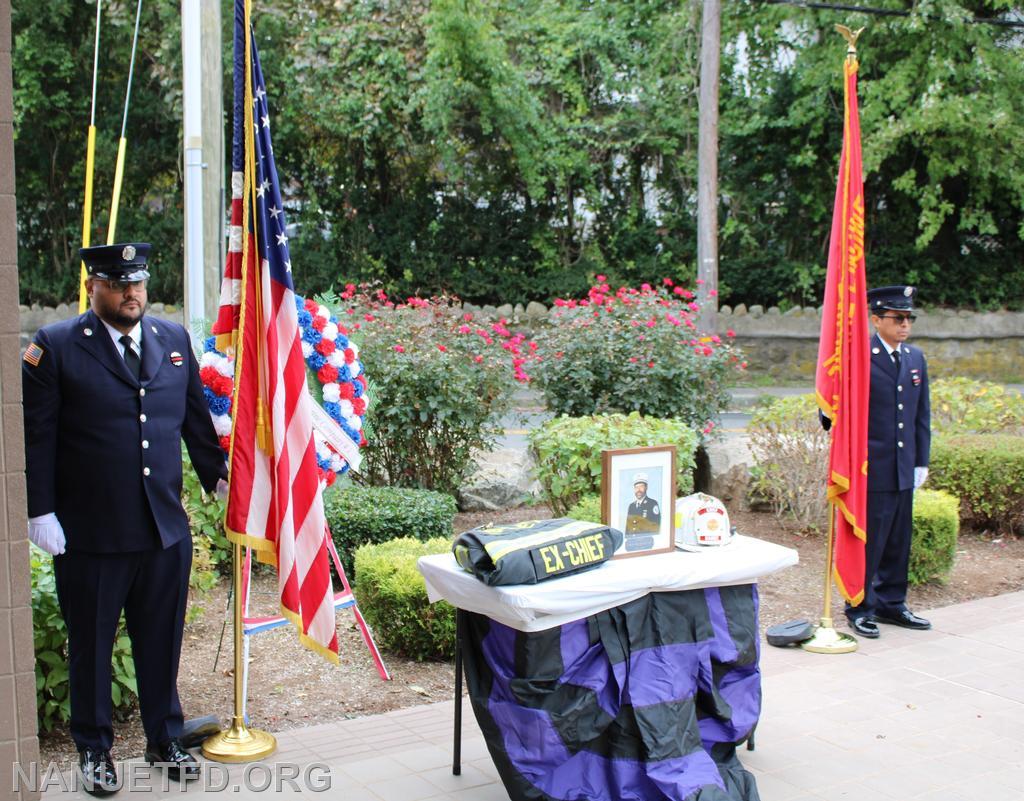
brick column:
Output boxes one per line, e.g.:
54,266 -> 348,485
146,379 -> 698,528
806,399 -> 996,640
0,0 -> 42,798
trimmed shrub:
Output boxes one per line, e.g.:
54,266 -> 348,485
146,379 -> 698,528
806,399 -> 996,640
929,435 -> 1024,534
530,413 -> 699,515
566,494 -> 603,525
353,537 -> 455,661
748,394 -> 829,533
347,290 -> 534,494
930,378 -> 1024,436
533,281 -> 743,432
909,489 -> 960,586
32,549 -> 136,731
325,485 -> 457,576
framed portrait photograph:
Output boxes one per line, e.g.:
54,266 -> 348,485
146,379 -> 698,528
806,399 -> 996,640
601,446 -> 677,559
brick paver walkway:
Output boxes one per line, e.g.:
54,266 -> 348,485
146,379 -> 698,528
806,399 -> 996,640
41,591 -> 1024,800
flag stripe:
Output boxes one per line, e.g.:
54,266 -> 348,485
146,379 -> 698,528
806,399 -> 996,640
218,0 -> 337,661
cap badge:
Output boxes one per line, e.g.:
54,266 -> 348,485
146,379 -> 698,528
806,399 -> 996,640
904,286 -> 914,296
122,245 -> 137,261
170,351 -> 184,366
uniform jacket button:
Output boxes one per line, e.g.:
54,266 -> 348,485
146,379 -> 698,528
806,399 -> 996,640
143,467 -> 151,476
898,441 -> 904,448
140,413 -> 147,422
142,440 -> 149,449
139,388 -> 146,397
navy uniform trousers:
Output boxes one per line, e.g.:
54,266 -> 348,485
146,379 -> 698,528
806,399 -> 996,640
54,540 -> 192,750
23,310 -> 225,752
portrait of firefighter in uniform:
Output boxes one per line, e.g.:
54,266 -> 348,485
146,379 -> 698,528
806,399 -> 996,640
625,472 -> 661,535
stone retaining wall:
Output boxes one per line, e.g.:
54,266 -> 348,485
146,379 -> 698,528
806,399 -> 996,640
20,301 -> 1024,381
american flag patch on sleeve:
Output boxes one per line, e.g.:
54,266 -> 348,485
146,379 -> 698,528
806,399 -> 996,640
23,342 -> 44,367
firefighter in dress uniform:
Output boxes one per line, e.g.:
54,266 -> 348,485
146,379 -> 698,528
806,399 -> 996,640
625,473 -> 661,535
22,244 -> 227,795
844,285 -> 932,639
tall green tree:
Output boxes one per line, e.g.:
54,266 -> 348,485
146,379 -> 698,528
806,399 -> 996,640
719,0 -> 1024,308
13,0 -> 185,304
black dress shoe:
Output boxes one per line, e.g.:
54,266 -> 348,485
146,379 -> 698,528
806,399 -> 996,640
849,616 -> 879,638
875,608 -> 932,630
145,738 -> 200,782
78,748 -> 119,796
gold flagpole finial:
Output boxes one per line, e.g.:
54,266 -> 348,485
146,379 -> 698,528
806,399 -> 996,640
835,24 -> 865,58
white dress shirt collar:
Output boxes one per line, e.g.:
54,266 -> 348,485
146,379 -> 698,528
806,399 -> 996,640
100,318 -> 142,357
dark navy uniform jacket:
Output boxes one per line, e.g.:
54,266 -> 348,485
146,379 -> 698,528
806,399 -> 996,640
867,333 -> 931,492
625,496 -> 661,534
23,310 -> 225,553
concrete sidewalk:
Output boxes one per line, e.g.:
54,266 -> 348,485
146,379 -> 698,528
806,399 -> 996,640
40,591 -> 1024,800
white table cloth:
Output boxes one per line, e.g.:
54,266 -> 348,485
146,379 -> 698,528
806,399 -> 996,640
418,534 -> 798,632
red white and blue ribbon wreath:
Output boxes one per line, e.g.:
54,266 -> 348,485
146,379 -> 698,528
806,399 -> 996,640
200,296 -> 368,486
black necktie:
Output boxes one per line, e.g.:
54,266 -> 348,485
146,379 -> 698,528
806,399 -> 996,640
120,334 -> 141,380
893,349 -> 901,373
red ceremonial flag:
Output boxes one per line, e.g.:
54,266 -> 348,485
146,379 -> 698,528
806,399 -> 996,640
815,52 -> 870,606
215,0 -> 338,662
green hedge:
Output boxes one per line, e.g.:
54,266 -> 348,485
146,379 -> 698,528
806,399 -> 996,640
566,495 -> 603,525
324,485 -> 457,576
353,537 -> 455,661
909,489 -> 960,586
529,413 -> 699,515
930,378 -> 1024,436
929,434 -> 1024,534
31,549 -> 137,731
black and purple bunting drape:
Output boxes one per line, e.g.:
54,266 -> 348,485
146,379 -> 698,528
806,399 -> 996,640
461,585 -> 762,801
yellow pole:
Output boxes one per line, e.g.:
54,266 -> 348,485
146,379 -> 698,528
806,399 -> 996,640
79,125 -> 97,312
79,1 -> 103,312
105,138 -> 128,244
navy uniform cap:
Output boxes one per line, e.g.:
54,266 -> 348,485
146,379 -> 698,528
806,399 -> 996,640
80,242 -> 151,282
867,285 -> 916,313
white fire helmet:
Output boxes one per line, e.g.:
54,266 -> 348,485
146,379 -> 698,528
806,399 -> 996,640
675,493 -> 735,551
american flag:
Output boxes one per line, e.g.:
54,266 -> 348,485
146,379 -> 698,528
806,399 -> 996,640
214,0 -> 338,661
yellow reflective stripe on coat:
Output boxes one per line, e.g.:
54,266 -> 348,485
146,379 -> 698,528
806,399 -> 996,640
483,520 -> 600,563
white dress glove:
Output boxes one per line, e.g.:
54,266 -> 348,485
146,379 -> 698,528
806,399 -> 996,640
216,478 -> 229,501
28,513 -> 66,555
913,467 -> 929,490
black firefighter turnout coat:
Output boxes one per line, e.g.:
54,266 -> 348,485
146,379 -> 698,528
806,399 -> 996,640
23,310 -> 225,553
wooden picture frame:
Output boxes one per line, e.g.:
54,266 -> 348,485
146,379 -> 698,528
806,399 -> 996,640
601,445 -> 677,559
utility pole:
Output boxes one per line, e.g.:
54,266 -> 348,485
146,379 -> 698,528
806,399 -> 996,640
696,0 -> 721,333
182,1 -> 224,329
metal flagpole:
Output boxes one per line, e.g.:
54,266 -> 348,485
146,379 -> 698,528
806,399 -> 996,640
202,0 -> 276,762
105,0 -> 143,244
802,26 -> 864,656
78,0 -> 103,313
802,505 -> 857,653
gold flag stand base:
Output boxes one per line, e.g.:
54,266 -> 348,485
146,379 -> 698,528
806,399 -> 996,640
801,616 -> 858,654
202,717 -> 276,763
204,536 -> 278,763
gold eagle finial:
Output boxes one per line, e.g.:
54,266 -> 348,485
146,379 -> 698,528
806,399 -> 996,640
835,24 -> 865,57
